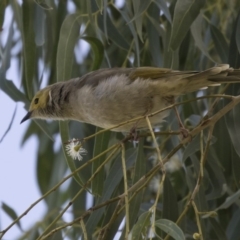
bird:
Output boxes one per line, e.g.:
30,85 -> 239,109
20,64 -> 240,132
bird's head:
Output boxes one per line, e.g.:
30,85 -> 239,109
21,87 -> 53,123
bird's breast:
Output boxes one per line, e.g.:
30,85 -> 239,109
73,75 -> 171,131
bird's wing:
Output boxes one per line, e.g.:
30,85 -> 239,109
128,67 -> 197,80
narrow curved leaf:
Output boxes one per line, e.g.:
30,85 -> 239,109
97,13 -> 130,51
147,4 -> 163,67
57,13 -> 81,82
191,14 -> 214,61
0,0 -> 7,30
0,106 -> 16,143
154,0 -> 172,23
2,202 -> 22,230
34,0 -> 53,10
210,24 -> 228,62
91,127 -> 110,196
119,9 -> 140,66
236,13 -> 240,54
228,11 -> 240,67
216,189 -> 240,210
81,36 -> 104,70
170,0 -> 205,50
132,0 -> 152,42
162,176 -> 179,222
129,139 -> 146,230
209,218 -> 228,240
131,211 -> 151,240
155,219 -> 185,240
22,0 -> 36,99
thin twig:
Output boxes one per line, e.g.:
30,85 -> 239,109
120,143 -> 130,239
192,201 -> 203,240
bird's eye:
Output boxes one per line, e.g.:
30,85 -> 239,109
34,98 -> 39,104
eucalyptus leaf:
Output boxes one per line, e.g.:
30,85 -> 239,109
209,218 -> 228,240
81,36 -> 104,70
57,13 -> 81,82
22,0 -> 36,99
0,0 -> 7,29
0,105 -> 16,143
97,13 -> 130,51
236,13 -> 240,54
91,127 -> 110,196
34,0 -> 53,10
191,14 -> 214,62
154,0 -> 172,23
131,211 -> 151,240
210,24 -> 228,62
2,202 -> 22,230
170,0 -> 205,50
216,189 -> 240,210
155,219 -> 185,240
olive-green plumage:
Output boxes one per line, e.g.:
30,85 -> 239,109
21,64 -> 240,132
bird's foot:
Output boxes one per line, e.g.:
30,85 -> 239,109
129,127 -> 139,143
179,127 -> 192,140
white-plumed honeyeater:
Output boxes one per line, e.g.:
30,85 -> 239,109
21,64 -> 240,132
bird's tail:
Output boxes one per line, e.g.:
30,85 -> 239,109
159,64 -> 240,96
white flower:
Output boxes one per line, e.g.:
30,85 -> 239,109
65,138 -> 87,161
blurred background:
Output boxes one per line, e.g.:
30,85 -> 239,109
1,0 -> 240,239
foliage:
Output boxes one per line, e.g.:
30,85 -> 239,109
1,0 -> 240,239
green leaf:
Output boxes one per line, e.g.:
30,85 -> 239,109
132,0 -> 152,42
131,211 -> 151,240
91,127 -> 110,196
129,139 -> 146,230
155,219 -> 185,240
34,120 -> 54,141
146,4 -> 163,67
216,189 -> 240,210
57,13 -> 81,82
81,36 -> 104,70
225,103 -> 240,158
162,176 -> 179,222
210,24 -> 229,62
209,218 -> 228,240
95,0 -> 103,12
97,13 -> 130,51
34,0 -> 53,10
0,106 -> 16,143
2,202 -> 22,230
170,0 -> 205,50
228,11 -> 240,67
132,0 -> 151,21
191,14 -> 214,62
22,0 -> 36,99
119,9 -> 140,66
231,145 -> 240,188
154,0 -> 172,23
226,208 -> 240,240
205,150 -> 226,199
236,13 -> 240,54
34,6 -> 46,46
56,13 -> 84,186
1,79 -> 28,104
0,0 -> 7,30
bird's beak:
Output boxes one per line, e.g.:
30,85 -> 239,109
20,111 -> 32,124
